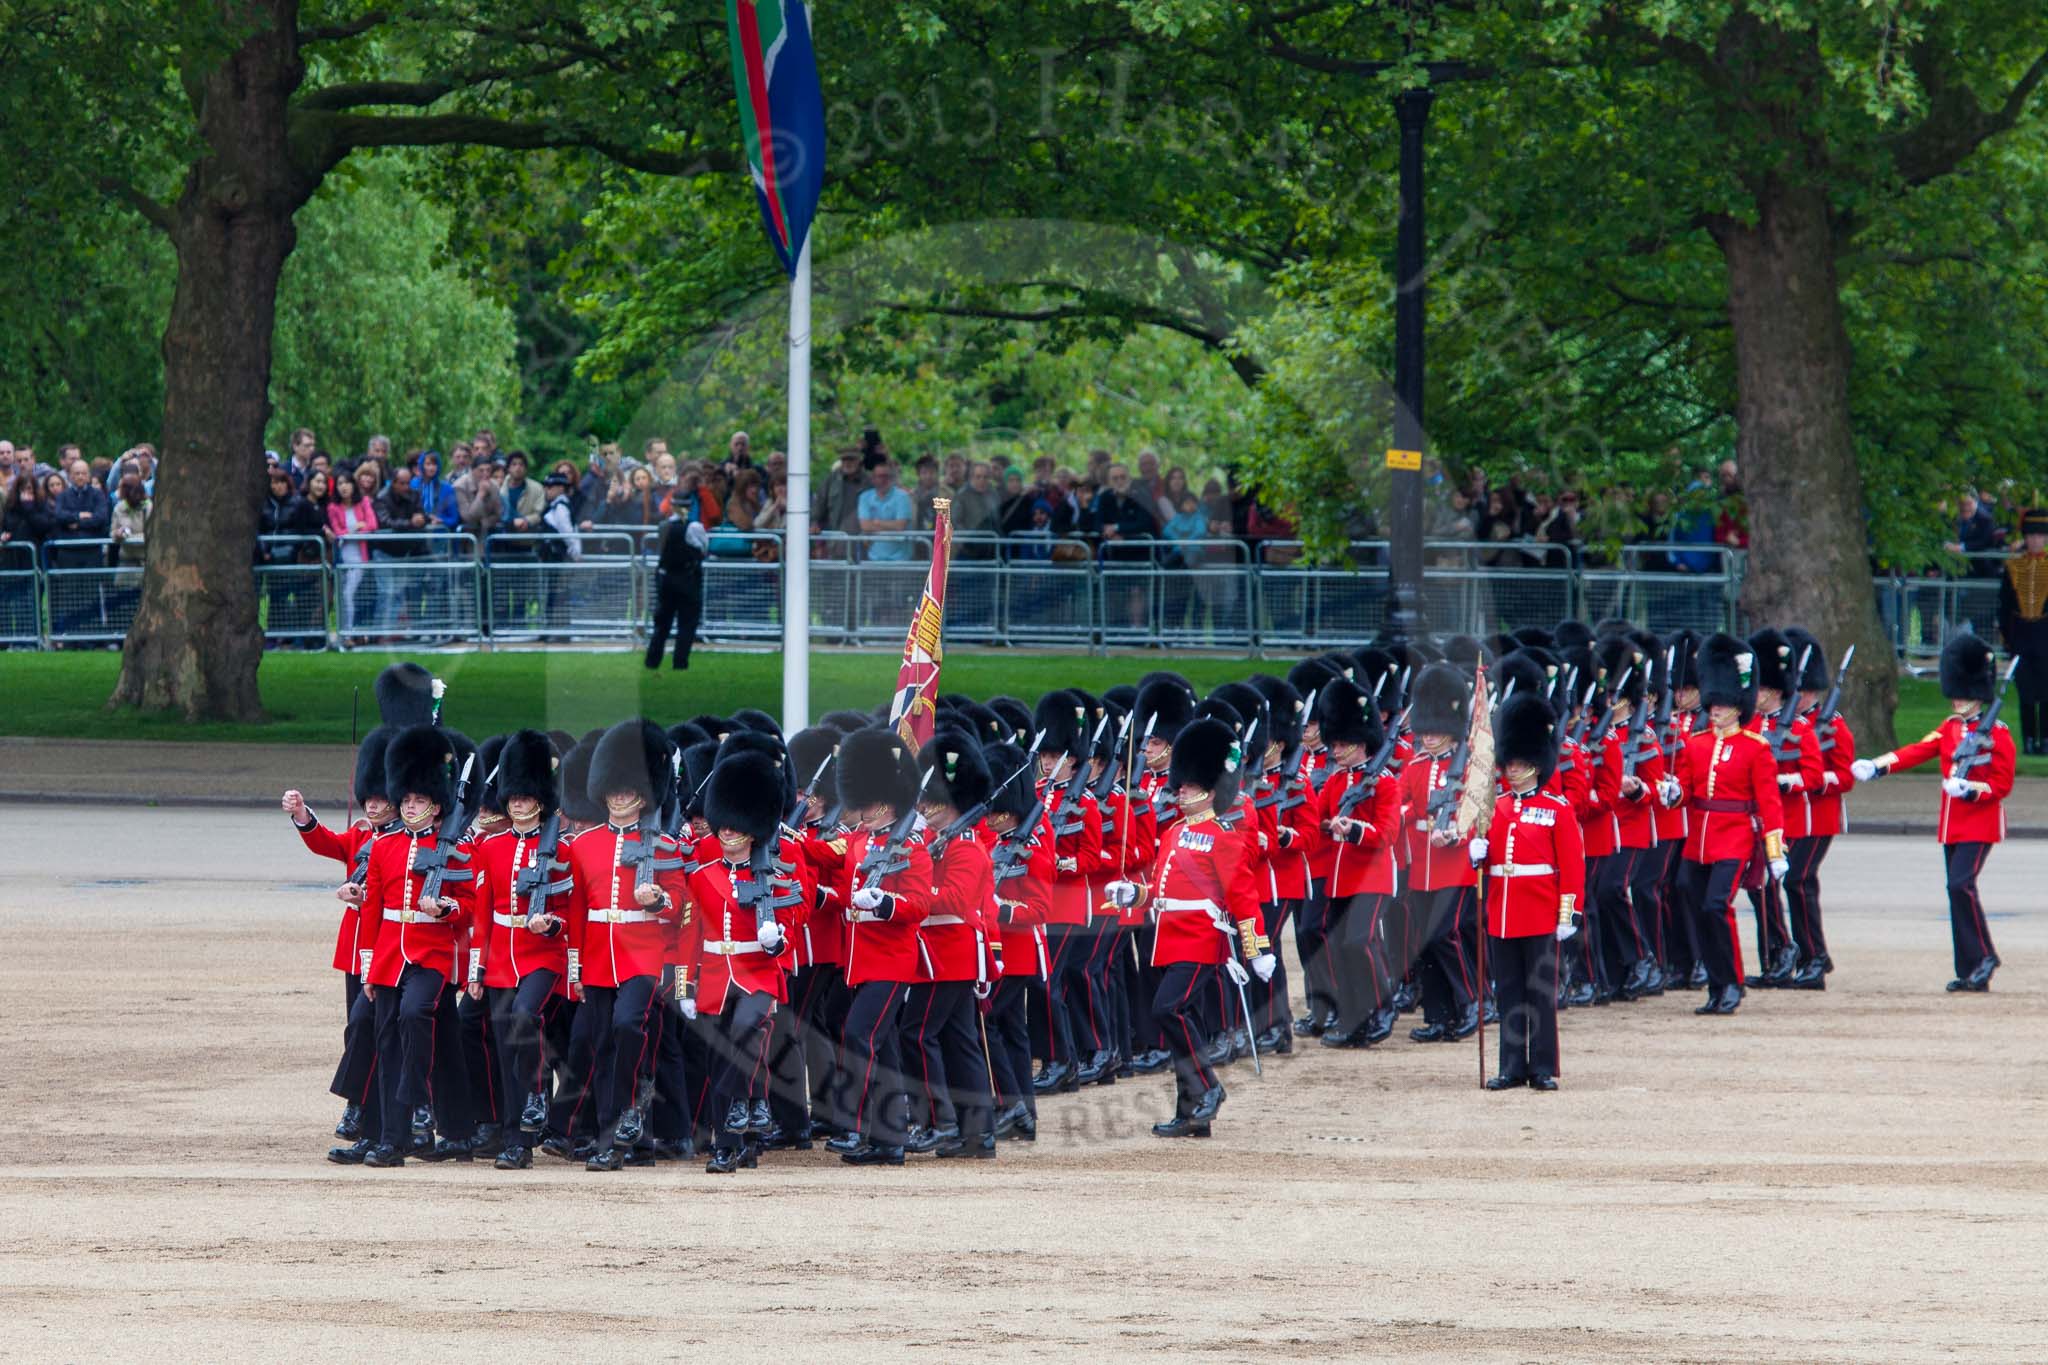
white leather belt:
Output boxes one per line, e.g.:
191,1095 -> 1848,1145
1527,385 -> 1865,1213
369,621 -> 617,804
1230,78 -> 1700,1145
589,908 -> 660,924
1487,863 -> 1556,878
492,912 -> 526,929
381,907 -> 447,924
1155,897 -> 1221,913
703,939 -> 766,956
924,914 -> 966,926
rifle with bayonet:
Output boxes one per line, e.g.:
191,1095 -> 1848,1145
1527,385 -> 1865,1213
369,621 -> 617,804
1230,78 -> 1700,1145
415,752 -> 478,906
1050,713 -> 1111,838
853,768 -> 934,891
1765,647 -> 1814,765
932,731 -> 1045,859
1811,644 -> 1856,753
1585,667 -> 1634,751
1255,688 -> 1318,812
1333,704 -> 1409,821
512,810 -> 571,930
1557,681 -> 1597,775
1951,655 -> 2022,777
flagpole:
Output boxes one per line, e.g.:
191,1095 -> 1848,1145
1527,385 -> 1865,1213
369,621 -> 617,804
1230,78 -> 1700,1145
781,232 -> 813,731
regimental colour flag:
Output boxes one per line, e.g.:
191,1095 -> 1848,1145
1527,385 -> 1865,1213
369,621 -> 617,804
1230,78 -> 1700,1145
726,1 -> 827,276
889,501 -> 953,750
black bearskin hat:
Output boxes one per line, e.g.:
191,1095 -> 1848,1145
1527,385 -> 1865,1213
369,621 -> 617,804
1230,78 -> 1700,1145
1167,717 -> 1245,810
986,696 -> 1033,745
1550,621 -> 1595,651
787,726 -> 840,800
1209,681 -> 1269,756
546,729 -> 576,758
1493,652 -> 1552,712
354,725 -> 395,806
1595,635 -> 1648,708
476,734 -> 509,814
1135,677 -> 1197,743
819,708 -> 874,736
836,727 -> 921,813
1317,677 -> 1384,751
1559,644 -> 1597,704
386,723 -> 457,812
1486,632 -> 1521,662
1593,616 -> 1635,639
588,718 -> 675,809
1513,625 -> 1558,652
1747,627 -> 1796,696
1034,689 -> 1090,758
1287,656 -> 1343,704
1940,633 -> 1997,703
686,714 -> 735,745
375,662 -> 436,729
557,740 -> 605,825
1495,693 -> 1560,790
494,729 -> 559,816
1409,662 -> 1470,738
1091,698 -> 1129,762
954,701 -> 1007,749
704,751 -> 785,844
1102,684 -> 1138,711
667,721 -> 711,757
444,730 -> 480,815
1136,670 -> 1194,698
919,729 -> 993,813
982,742 -> 1036,823
1441,634 -> 1492,674
718,728 -> 792,810
1352,647 -> 1399,696
730,707 -> 784,739
680,740 -> 721,819
1698,632 -> 1759,720
1248,674 -> 1305,751
1669,629 -> 1702,692
1783,628 -> 1830,693
1631,630 -> 1668,697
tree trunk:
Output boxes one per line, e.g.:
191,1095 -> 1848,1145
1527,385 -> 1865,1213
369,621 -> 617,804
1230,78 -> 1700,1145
108,2 -> 309,721
1719,178 -> 1898,750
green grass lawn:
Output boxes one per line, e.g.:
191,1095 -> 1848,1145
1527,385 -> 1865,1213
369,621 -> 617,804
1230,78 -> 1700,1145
0,648 -> 2035,773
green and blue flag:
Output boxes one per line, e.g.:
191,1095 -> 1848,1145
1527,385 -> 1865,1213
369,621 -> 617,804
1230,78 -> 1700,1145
726,1 -> 826,275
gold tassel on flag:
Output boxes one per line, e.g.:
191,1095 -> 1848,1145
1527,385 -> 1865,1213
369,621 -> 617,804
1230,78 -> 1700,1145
889,499 -> 952,749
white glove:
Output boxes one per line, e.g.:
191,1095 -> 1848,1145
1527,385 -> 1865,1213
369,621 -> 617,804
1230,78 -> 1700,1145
1658,777 -> 1683,807
1250,952 -> 1277,983
1467,836 -> 1488,868
1555,921 -> 1577,943
756,920 -> 785,953
1224,958 -> 1250,987
1851,758 -> 1878,782
1777,774 -> 1801,790
679,997 -> 699,1020
1104,880 -> 1139,909
1941,776 -> 1971,800
1768,857 -> 1790,882
852,886 -> 886,911
359,949 -> 373,979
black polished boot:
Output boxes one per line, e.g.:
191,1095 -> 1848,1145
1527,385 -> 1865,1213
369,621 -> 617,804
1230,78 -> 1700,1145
335,1104 -> 362,1140
417,1136 -> 475,1163
1529,1074 -> 1559,1091
409,1105 -> 435,1151
747,1098 -> 773,1135
469,1123 -> 503,1158
1031,1061 -> 1078,1094
1693,984 -> 1743,1015
1190,1083 -> 1227,1122
654,1137 -> 699,1160
824,1131 -> 869,1156
1293,1012 -> 1326,1038
1255,1025 -> 1291,1056
1445,1003 -> 1480,1041
1200,1034 -> 1233,1069
937,1132 -> 997,1159
327,1138 -> 374,1165
1075,1049 -> 1112,1085
584,1146 -> 626,1171
905,1124 -> 958,1155
494,1144 -> 533,1170
841,1143 -> 907,1166
362,1143 -> 405,1168
705,1146 -> 744,1174
1483,1074 -> 1527,1091
1151,1115 -> 1212,1138
1408,1020 -> 1447,1044
1129,1049 -> 1172,1075
1786,962 -> 1826,990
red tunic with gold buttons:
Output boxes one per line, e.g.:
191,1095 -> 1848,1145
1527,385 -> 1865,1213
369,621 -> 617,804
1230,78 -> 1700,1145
1401,747 -> 1479,891
1880,715 -> 2017,845
1095,782 -> 1157,928
1757,713 -> 1825,840
1576,733 -> 1624,858
356,826 -> 477,987
1807,713 -> 1857,838
685,850 -> 801,1011
561,822 -> 690,988
922,830 -> 995,983
1315,761 -> 1402,897
840,829 -> 934,986
982,813 -> 1055,981
1652,710 -> 1699,847
1610,721 -> 1666,851
1256,767 -> 1319,902
1484,786 -> 1587,938
1146,812 -> 1260,967
1672,726 -> 1787,865
467,824 -> 568,987
297,815 -> 394,972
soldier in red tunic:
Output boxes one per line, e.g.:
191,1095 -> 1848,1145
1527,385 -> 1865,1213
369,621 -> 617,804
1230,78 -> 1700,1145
1105,717 -> 1271,1138
1314,677 -> 1403,1049
1285,657 -> 1347,1038
780,724 -> 852,1145
1590,633 -> 1667,1002
1668,633 -> 1788,1016
981,740 -> 1056,1141
1853,634 -> 2017,992
691,749 -> 804,1174
1131,677 -> 1198,1070
464,730 -> 570,1169
1029,690 -> 1104,1095
1399,663 -> 1483,1043
1481,694 -> 1585,1091
827,728 -> 934,1166
355,725 -> 478,1167
1782,628 -> 1853,989
1744,628 -> 1825,987
560,719 -> 689,1171
901,730 -> 1000,1158
1247,673 -> 1317,1056
289,726 -> 401,1162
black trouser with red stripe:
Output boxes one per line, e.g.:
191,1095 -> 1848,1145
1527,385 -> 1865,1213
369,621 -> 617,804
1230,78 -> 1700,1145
332,975 -> 383,1138
769,964 -> 837,1137
1151,961 -> 1220,1117
1038,925 -> 1083,1067
1681,858 -> 1747,992
1293,880 -> 1339,1023
1784,836 -> 1833,969
1249,900 -> 1296,1033
586,974 -> 660,1143
1074,918 -> 1122,1059
1329,892 -> 1393,1033
1747,861 -> 1794,970
840,980 -> 910,1146
458,987 -> 498,1130
1595,849 -> 1652,989
488,969 -> 561,1141
372,964 -> 445,1148
1412,886 -> 1479,1024
987,975 -> 1036,1118
1655,841 -> 1696,976
701,988 -> 775,1150
1944,841 -> 1998,977
902,980 -> 994,1141
1490,933 -> 1560,1081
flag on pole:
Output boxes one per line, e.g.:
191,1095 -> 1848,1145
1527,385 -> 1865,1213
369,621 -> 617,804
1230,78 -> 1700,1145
726,1 -> 826,276
1457,660 -> 1497,840
889,500 -> 953,749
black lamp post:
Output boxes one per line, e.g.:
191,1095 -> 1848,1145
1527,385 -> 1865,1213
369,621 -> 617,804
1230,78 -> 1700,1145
1386,83 -> 1434,644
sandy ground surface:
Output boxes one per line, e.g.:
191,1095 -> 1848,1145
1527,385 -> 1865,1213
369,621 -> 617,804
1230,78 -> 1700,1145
1,805 -> 2043,1363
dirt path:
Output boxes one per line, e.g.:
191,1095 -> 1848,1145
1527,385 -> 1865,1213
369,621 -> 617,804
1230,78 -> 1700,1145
1,807 -> 2043,1362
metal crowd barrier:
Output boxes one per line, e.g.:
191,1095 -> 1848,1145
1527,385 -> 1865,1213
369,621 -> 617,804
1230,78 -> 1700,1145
0,528 -> 2019,658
